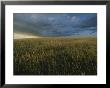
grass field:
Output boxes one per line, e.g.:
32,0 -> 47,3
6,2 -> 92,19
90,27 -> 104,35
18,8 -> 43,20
14,37 -> 97,75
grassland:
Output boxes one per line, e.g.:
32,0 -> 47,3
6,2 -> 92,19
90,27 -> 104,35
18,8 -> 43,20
14,37 -> 97,75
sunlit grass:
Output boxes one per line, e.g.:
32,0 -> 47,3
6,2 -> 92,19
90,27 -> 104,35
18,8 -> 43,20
14,37 -> 97,75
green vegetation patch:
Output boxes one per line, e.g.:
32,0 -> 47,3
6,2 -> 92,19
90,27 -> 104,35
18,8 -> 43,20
14,37 -> 97,75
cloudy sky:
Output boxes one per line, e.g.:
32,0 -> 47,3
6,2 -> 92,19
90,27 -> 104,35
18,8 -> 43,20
14,13 -> 97,37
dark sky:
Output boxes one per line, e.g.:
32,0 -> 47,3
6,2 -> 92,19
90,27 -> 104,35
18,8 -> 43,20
14,13 -> 97,37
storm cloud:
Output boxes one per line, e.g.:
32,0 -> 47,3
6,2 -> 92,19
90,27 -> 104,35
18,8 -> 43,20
13,13 -> 97,37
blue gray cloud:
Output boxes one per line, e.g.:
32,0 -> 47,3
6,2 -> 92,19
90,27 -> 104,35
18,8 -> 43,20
13,13 -> 97,37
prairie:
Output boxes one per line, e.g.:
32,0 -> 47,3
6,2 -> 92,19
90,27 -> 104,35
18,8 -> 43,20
14,37 -> 97,75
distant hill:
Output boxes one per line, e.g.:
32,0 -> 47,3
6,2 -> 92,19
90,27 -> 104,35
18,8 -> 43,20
14,33 -> 41,39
